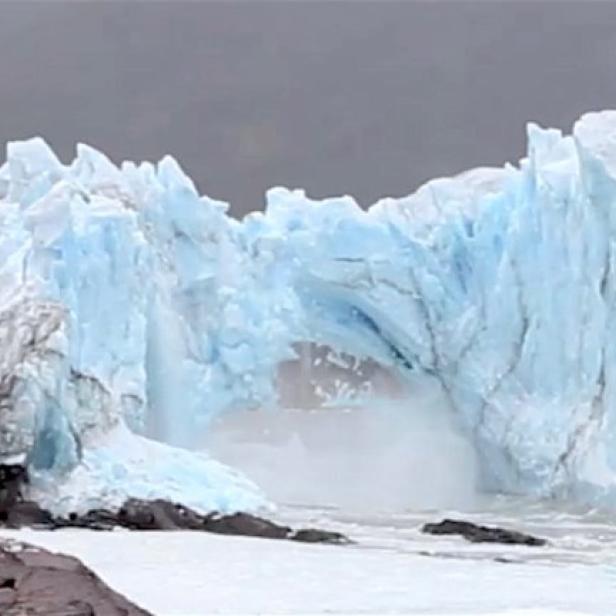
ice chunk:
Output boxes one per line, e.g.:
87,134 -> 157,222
29,423 -> 266,516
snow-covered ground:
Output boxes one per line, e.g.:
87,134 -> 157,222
5,511 -> 615,616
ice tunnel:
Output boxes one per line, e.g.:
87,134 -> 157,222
2,110 -> 616,512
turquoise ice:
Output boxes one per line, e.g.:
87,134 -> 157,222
2,111 -> 616,510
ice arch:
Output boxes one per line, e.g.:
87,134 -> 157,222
1,110 -> 616,510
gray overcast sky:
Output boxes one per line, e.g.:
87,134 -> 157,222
1,1 -> 616,215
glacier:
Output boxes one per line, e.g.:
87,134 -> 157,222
2,110 -> 616,511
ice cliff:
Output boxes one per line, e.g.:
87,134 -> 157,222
2,110 -> 616,511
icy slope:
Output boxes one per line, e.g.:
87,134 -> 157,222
1,111 -> 616,508
0,140 -> 269,512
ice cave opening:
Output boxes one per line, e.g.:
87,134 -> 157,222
204,343 -> 480,512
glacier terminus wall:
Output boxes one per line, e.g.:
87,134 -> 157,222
2,110 -> 616,512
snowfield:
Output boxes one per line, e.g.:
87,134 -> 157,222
5,526 -> 614,616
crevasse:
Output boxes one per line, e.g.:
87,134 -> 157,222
1,110 -> 616,511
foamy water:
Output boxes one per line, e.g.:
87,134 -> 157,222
204,402 -> 616,568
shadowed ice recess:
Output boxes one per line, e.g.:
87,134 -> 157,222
2,110 -> 616,513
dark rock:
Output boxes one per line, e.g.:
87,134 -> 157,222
0,538 -> 151,615
59,499 -> 295,538
119,499 -> 211,531
1,492 -> 352,545
0,463 -> 28,512
58,509 -> 119,531
0,464 -> 54,529
203,511 -> 292,539
291,528 -> 353,545
421,518 -> 547,546
5,500 -> 55,529
0,588 -> 17,611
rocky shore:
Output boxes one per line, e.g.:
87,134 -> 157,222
0,463 -> 351,544
0,537 -> 152,615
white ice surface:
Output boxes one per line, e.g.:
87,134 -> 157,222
4,527 -> 613,615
